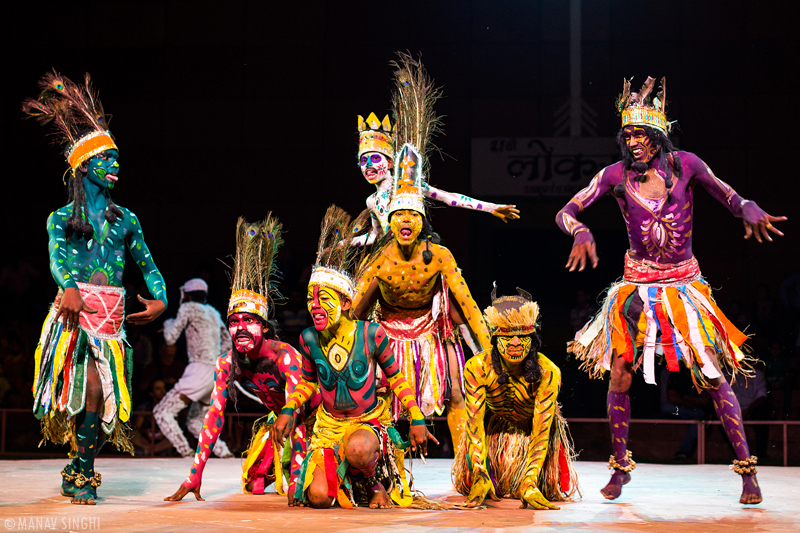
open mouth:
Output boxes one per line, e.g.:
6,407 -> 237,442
506,349 -> 524,360
106,173 -> 119,182
312,311 -> 327,323
399,227 -> 413,238
631,147 -> 644,159
235,332 -> 253,346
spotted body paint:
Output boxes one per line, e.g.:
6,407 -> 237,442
353,241 -> 491,352
463,351 -> 561,504
555,151 -> 764,264
182,340 -> 319,496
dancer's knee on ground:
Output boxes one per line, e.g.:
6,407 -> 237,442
307,483 -> 334,508
345,430 -> 379,472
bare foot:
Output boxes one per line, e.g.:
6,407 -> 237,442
740,473 -> 762,505
600,470 -> 630,500
368,483 -> 392,509
71,488 -> 97,505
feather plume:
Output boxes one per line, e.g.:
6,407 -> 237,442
390,52 -> 444,179
315,205 -> 369,276
616,77 -> 632,114
231,214 -> 284,308
22,69 -> 110,148
483,300 -> 540,335
638,76 -> 656,104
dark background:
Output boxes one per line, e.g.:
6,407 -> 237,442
1,1 -> 799,458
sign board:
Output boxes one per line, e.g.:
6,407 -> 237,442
471,137 -> 618,197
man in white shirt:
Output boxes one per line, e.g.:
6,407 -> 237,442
154,279 -> 233,457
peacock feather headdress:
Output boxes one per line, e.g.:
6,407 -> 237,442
309,205 -> 370,299
387,52 -> 444,216
228,215 -> 284,320
22,70 -> 117,173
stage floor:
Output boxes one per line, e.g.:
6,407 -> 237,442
0,458 -> 796,532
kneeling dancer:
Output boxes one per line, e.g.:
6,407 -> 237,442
272,206 -> 435,509
165,216 -> 318,502
557,77 -> 786,504
454,288 -> 578,510
24,72 -> 168,504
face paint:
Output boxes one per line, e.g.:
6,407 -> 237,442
360,152 -> 392,184
228,312 -> 264,353
390,209 -> 423,246
307,285 -> 344,332
84,149 -> 120,190
496,335 -> 532,364
622,126 -> 658,163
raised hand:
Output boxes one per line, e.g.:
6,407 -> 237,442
408,424 -> 438,456
492,205 -> 521,223
164,483 -> 204,502
520,485 -> 558,510
566,232 -> 598,272
127,294 -> 166,325
55,287 -> 97,331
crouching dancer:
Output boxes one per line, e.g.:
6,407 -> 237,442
453,287 -> 578,510
272,206 -> 436,509
24,72 -> 167,505
165,216 -> 318,502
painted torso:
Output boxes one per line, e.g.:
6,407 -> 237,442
557,151 -> 746,265
47,202 -> 165,300
300,321 -> 379,418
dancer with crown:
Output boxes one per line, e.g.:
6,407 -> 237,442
453,287 -> 579,510
352,53 -> 520,247
23,72 -> 168,505
351,56 -> 493,455
556,77 -> 786,505
271,206 -> 434,509
165,216 -> 320,503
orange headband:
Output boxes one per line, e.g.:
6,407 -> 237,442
67,131 -> 118,170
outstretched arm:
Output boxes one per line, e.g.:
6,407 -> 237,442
352,260 -> 381,320
462,357 -> 498,507
164,354 -> 231,501
126,211 -> 167,324
687,153 -> 786,243
519,354 -> 561,510
555,166 -> 618,271
439,248 -> 492,353
274,335 -> 319,448
424,184 -> 520,222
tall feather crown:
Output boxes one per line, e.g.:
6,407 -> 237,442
617,76 -> 670,134
309,205 -> 369,300
358,112 -> 394,159
228,215 -> 284,320
22,70 -> 118,171
387,52 -> 443,216
483,286 -> 540,336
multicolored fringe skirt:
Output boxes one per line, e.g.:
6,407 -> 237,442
377,285 -> 466,418
294,398 -> 413,508
570,253 -> 749,387
242,411 -> 315,495
32,283 -> 133,452
452,408 -> 579,501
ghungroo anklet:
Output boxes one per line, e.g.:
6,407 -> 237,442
74,472 -> 102,489
730,456 -> 757,475
608,450 -> 636,472
61,467 -> 77,483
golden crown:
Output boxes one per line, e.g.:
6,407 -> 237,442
617,76 -> 671,134
358,112 -> 394,158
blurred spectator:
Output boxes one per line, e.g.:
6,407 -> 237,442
660,365 -> 710,460
726,366 -> 769,458
764,340 -> 798,419
750,283 -> 782,338
569,289 -> 597,334
779,269 -> 800,315
131,379 -> 173,456
726,300 -> 749,332
140,341 -> 186,393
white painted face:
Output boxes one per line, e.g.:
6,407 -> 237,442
359,152 -> 392,184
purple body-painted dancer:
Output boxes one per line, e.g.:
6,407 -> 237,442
556,77 -> 786,505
